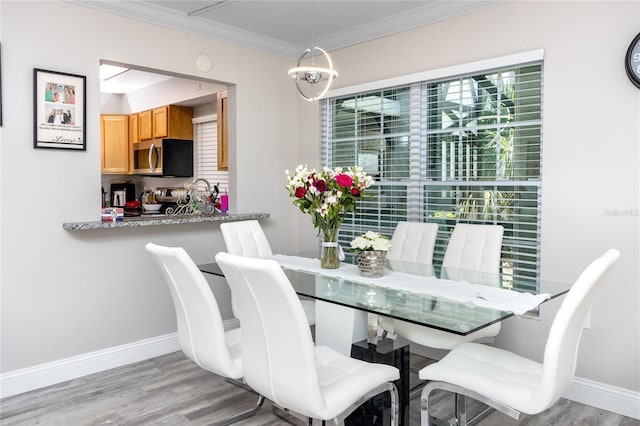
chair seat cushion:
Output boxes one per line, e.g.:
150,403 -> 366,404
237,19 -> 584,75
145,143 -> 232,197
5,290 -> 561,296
418,342 -> 543,413
393,320 -> 501,350
314,345 -> 399,419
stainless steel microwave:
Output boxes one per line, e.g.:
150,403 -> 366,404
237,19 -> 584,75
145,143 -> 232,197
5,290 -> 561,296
133,138 -> 193,177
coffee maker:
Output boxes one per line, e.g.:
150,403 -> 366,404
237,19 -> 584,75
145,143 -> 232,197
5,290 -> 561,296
110,182 -> 136,207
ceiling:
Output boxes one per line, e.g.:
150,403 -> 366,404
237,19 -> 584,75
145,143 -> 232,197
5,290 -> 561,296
71,0 -> 498,59
99,65 -> 223,107
100,66 -> 174,94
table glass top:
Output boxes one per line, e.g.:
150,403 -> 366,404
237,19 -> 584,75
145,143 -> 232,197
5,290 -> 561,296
199,253 -> 571,336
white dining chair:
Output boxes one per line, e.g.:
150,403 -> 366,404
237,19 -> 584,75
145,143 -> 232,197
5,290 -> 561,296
220,220 -> 316,325
387,221 -> 439,264
386,221 -> 439,276
419,248 -> 620,426
219,219 -> 273,258
144,243 -> 264,425
441,223 -> 505,273
378,222 -> 438,333
388,223 -> 504,351
215,251 -> 401,426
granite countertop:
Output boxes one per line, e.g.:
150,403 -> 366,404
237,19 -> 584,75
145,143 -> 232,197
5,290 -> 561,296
63,212 -> 270,230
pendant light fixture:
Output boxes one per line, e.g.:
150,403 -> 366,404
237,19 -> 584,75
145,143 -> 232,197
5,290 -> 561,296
287,2 -> 338,101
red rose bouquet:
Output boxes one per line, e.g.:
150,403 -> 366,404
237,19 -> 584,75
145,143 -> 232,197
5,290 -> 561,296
285,165 -> 374,268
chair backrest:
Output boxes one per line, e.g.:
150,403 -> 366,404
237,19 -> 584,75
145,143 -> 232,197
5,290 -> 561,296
220,220 -> 273,258
533,249 -> 620,412
145,243 -> 243,380
442,224 -> 504,273
387,222 -> 439,264
215,251 -> 326,415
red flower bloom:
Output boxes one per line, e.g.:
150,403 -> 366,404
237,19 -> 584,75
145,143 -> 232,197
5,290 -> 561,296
351,188 -> 360,197
314,180 -> 328,192
294,187 -> 307,198
335,174 -> 354,187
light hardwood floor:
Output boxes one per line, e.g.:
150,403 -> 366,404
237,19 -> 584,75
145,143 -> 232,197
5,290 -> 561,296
1,351 -> 637,426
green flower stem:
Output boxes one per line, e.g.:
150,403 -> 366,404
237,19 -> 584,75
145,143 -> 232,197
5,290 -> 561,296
320,222 -> 341,269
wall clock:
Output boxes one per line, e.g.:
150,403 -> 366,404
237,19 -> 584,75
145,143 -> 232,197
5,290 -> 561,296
626,32 -> 640,88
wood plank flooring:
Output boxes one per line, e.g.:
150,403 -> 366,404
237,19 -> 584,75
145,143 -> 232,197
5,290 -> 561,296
1,351 -> 637,426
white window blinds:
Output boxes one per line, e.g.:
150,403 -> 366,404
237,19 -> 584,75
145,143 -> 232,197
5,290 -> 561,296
322,60 -> 543,280
194,118 -> 229,193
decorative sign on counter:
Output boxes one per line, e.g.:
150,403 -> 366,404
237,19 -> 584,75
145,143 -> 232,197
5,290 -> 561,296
101,207 -> 123,222
165,178 -> 218,216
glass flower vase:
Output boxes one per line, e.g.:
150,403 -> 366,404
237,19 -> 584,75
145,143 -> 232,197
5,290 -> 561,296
320,227 -> 340,269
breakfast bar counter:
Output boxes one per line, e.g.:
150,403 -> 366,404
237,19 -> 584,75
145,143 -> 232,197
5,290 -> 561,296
62,212 -> 270,230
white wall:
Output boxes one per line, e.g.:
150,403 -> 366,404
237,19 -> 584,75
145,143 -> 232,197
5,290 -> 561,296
322,0 -> 640,394
0,0 -> 301,373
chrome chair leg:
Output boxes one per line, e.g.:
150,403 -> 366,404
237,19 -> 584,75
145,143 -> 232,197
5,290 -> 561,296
454,393 -> 468,426
272,405 -> 309,426
387,381 -> 400,426
330,382 -> 399,426
467,405 -> 494,425
274,382 -> 399,426
210,378 -> 265,426
454,392 -> 498,425
421,383 -> 434,426
421,381 -> 521,426
211,394 -> 265,426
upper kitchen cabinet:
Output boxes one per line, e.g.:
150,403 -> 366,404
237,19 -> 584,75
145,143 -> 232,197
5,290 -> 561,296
138,109 -> 152,140
217,91 -> 228,171
152,107 -> 168,138
138,105 -> 194,141
129,113 -> 139,145
101,114 -> 130,174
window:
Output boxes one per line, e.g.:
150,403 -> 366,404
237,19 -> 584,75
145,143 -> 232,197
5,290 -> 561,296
194,117 -> 229,192
322,59 -> 543,280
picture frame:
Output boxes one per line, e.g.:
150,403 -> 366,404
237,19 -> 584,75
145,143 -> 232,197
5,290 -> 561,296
0,43 -> 3,127
33,68 -> 86,150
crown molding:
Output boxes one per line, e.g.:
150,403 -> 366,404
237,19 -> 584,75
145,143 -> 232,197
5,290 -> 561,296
67,1 -> 499,60
308,1 -> 498,53
66,0 -> 300,58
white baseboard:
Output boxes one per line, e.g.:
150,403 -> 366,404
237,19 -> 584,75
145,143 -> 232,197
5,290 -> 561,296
0,333 -> 180,399
0,319 -> 241,400
565,376 -> 640,420
3,322 -> 638,421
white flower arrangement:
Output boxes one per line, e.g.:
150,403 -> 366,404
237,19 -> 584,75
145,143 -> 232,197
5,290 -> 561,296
350,231 -> 392,254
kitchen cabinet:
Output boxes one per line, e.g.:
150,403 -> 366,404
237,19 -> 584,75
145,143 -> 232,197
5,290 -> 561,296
138,105 -> 193,141
217,91 -> 228,171
138,110 -> 152,140
129,113 -> 139,145
101,115 -> 130,174
152,106 -> 168,138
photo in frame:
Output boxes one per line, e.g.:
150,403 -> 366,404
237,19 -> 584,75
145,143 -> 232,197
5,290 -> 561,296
33,68 -> 86,150
1,43 -> 3,127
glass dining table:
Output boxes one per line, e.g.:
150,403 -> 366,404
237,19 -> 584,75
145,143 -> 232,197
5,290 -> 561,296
199,252 -> 572,426
199,252 -> 572,342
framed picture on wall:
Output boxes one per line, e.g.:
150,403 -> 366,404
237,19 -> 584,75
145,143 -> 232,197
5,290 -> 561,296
33,68 -> 86,150
0,43 -> 3,127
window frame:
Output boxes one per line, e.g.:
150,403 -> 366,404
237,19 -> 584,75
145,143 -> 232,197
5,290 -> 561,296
321,51 -> 544,280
